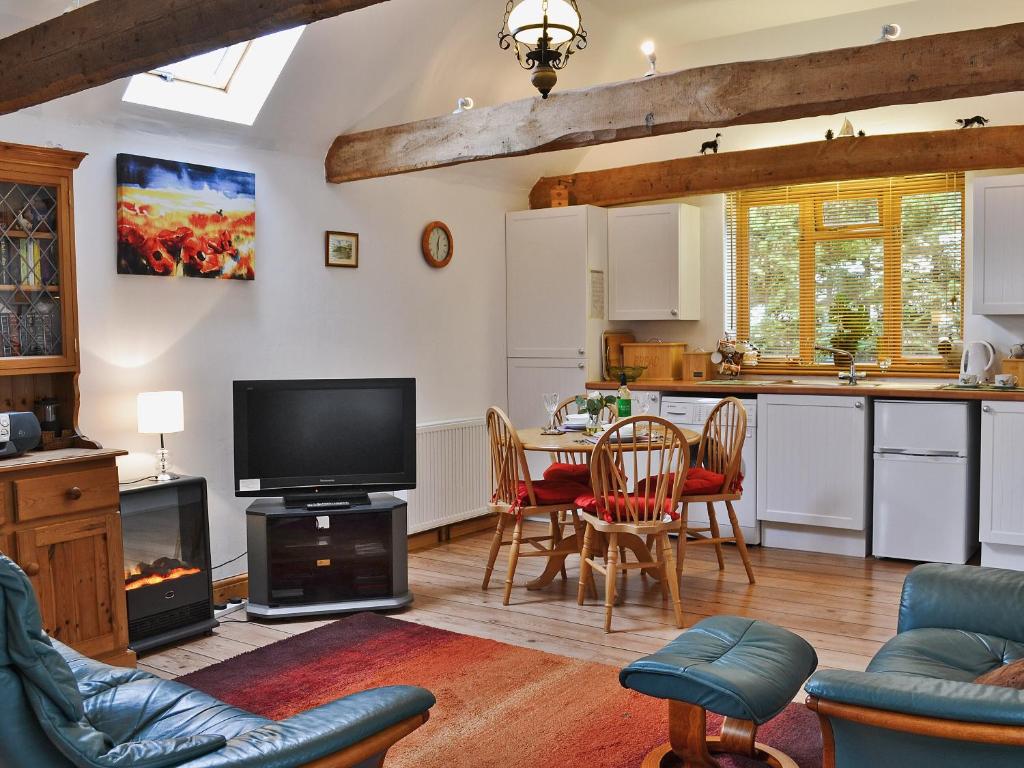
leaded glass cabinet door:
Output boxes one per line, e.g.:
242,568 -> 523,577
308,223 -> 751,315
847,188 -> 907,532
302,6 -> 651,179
0,170 -> 77,372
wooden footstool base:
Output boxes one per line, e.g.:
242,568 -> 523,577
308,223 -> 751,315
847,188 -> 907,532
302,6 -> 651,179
641,701 -> 798,768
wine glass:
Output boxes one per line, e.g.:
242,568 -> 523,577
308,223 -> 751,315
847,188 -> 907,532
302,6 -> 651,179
542,392 -> 559,431
639,392 -> 657,416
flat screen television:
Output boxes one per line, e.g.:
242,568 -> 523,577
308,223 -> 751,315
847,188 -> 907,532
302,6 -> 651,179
233,378 -> 416,506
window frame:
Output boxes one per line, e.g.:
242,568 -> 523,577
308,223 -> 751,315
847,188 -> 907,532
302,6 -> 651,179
727,174 -> 965,376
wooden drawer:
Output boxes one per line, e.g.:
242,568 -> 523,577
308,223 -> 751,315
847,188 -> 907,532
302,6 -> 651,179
14,466 -> 119,522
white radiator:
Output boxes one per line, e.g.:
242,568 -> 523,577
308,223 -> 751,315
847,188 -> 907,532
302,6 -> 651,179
403,418 -> 490,534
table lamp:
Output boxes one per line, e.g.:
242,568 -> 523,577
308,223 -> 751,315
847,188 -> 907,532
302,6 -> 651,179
137,391 -> 184,482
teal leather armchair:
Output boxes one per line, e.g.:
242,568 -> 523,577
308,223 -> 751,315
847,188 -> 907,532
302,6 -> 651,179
0,554 -> 435,768
805,563 -> 1024,768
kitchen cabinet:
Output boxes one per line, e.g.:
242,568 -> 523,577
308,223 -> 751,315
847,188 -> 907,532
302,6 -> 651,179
608,203 -> 700,321
506,205 -> 607,364
508,358 -> 590,478
973,174 -> 1024,315
979,401 -> 1024,569
756,394 -> 870,556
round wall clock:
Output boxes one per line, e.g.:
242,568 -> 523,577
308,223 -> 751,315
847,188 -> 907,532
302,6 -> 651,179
421,221 -> 453,269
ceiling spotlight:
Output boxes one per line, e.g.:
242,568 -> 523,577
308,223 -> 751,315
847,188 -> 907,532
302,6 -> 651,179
499,0 -> 588,99
641,40 -> 657,77
879,23 -> 901,41
453,97 -> 475,115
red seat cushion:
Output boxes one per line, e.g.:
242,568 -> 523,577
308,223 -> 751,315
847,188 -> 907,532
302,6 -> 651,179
575,492 -> 679,524
515,479 -> 590,510
635,468 -> 727,497
682,467 -> 726,496
542,462 -> 591,484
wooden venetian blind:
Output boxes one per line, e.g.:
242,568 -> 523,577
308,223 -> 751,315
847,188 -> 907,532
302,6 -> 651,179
724,172 -> 964,372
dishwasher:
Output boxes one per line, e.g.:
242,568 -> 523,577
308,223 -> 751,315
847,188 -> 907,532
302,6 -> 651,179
661,395 -> 760,545
872,400 -> 979,564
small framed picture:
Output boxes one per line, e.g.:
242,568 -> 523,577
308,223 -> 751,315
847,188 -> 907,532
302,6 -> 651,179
325,231 -> 359,268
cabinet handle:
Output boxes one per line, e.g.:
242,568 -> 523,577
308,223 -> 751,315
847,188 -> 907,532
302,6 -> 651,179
854,402 -> 864,409
982,405 -> 992,413
67,486 -> 83,500
578,348 -> 585,355
577,363 -> 585,369
22,562 -> 39,577
669,309 -> 679,317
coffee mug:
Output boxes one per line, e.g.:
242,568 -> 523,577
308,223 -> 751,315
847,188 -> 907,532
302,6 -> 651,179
959,373 -> 979,386
996,373 -> 1019,388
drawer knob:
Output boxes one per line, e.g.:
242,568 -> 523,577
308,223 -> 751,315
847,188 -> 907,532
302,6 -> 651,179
22,563 -> 39,577
670,309 -> 679,317
67,486 -> 83,500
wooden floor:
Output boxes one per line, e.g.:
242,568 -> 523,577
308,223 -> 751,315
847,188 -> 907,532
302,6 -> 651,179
140,521 -> 915,683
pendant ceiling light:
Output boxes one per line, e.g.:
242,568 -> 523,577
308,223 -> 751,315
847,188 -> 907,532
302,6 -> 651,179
498,0 -> 587,99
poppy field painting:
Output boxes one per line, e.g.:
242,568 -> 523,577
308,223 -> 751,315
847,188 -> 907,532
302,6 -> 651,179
116,154 -> 255,280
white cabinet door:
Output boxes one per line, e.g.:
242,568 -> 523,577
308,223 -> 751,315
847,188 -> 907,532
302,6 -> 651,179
507,207 -> 589,358
507,358 -> 588,429
608,203 -> 700,321
507,358 -> 588,479
756,395 -> 869,530
973,175 -> 1024,315
980,401 -> 1024,545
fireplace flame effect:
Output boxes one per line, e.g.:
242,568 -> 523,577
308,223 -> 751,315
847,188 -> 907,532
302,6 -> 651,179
125,567 -> 201,591
124,557 -> 201,591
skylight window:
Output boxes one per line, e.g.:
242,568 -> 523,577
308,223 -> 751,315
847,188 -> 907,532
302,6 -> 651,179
122,27 -> 304,126
151,42 -> 250,90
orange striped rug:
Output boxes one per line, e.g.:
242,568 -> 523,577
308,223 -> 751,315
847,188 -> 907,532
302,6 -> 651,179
180,613 -> 821,768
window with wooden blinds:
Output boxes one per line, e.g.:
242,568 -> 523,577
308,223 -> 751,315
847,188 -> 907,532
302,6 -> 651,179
724,173 -> 964,373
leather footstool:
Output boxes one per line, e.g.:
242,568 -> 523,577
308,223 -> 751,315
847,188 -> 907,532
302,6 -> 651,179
620,616 -> 818,767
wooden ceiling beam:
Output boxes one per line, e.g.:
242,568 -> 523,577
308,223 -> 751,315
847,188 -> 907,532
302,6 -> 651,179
0,0 -> 390,116
528,125 -> 1024,208
326,21 -> 1024,183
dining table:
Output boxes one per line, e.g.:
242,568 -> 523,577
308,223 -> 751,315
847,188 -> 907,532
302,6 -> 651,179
516,424 -> 702,591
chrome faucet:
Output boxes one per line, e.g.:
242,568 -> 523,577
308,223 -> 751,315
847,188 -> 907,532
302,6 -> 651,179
815,346 -> 866,385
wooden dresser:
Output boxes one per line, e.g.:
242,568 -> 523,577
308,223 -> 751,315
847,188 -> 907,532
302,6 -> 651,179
0,142 -> 133,666
1,448 -> 132,665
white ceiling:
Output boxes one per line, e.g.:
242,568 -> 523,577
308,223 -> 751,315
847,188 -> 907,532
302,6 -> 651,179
0,0 -> 1022,187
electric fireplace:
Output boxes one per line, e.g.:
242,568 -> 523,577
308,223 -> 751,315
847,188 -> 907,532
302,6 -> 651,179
120,476 -> 218,652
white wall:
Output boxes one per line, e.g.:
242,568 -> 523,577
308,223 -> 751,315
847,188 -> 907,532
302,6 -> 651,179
0,112 -> 522,578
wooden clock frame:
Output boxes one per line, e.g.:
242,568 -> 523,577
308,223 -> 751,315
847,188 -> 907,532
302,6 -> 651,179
421,221 -> 453,269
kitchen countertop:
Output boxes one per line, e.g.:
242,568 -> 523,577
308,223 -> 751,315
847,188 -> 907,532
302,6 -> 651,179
586,378 -> 1024,401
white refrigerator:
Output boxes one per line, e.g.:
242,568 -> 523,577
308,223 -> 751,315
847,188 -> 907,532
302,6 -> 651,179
872,400 -> 979,564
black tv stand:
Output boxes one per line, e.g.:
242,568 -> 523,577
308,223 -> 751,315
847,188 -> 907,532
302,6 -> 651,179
283,488 -> 372,508
246,493 -> 412,618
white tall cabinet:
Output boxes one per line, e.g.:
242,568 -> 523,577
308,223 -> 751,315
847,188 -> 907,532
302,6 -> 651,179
506,205 -> 608,434
607,203 -> 701,321
973,174 -> 1024,315
979,401 -> 1024,569
756,394 -> 871,556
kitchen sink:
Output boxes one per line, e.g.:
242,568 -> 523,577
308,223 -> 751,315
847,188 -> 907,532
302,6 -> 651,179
813,381 -> 883,387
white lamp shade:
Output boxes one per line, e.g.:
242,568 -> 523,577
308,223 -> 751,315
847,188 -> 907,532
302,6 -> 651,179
137,391 -> 184,434
509,0 -> 580,45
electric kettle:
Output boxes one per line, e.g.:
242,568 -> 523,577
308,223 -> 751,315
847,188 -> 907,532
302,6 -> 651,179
961,341 -> 997,382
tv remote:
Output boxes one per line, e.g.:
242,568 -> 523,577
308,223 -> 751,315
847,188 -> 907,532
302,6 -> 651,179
305,501 -> 351,510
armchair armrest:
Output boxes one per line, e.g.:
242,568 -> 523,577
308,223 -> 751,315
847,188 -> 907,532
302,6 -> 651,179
805,670 -> 1024,729
178,685 -> 435,768
898,564 -> 1024,642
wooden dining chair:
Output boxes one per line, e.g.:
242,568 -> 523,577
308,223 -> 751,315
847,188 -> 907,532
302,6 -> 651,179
482,407 -> 590,605
678,397 -> 756,584
544,395 -> 618,577
576,416 -> 688,633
